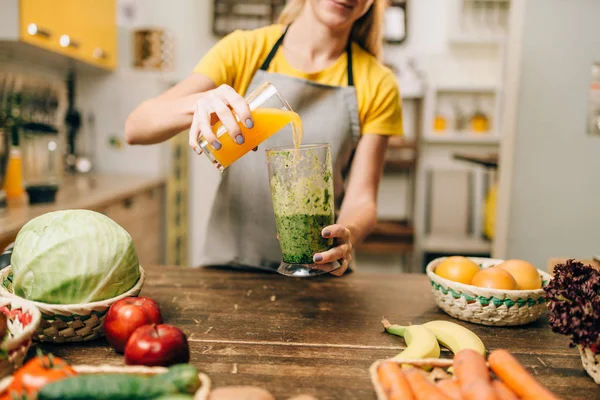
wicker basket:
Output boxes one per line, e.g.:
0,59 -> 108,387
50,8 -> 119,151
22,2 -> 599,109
0,265 -> 145,343
0,298 -> 41,379
370,357 -> 455,400
426,257 -> 553,326
0,363 -> 211,399
578,345 -> 600,385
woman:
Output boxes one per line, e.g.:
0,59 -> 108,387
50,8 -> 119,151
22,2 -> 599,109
125,0 -> 404,276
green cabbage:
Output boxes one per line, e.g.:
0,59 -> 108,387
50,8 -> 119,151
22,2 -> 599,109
11,209 -> 141,304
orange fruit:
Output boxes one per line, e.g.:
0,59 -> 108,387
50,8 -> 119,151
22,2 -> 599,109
496,259 -> 542,290
471,267 -> 518,290
435,256 -> 481,284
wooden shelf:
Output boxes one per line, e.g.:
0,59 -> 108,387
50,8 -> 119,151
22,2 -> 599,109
421,234 -> 491,254
453,152 -> 499,169
449,34 -> 506,46
356,220 -> 415,255
433,84 -> 500,93
424,133 -> 500,144
388,137 -> 417,149
385,137 -> 417,171
385,159 -> 415,172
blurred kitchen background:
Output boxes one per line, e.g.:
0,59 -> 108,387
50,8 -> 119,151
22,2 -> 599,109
0,0 -> 598,273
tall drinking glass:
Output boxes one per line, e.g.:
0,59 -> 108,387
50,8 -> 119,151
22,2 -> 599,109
197,81 -> 301,172
266,143 -> 341,277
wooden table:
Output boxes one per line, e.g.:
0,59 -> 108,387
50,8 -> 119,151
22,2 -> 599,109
38,265 -> 597,399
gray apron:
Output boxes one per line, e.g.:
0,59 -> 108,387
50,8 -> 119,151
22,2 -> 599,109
198,26 -> 361,271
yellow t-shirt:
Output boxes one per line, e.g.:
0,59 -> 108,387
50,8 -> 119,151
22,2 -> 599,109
193,24 -> 403,136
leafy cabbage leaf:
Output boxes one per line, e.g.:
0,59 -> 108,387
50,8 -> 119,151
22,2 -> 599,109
11,209 -> 140,304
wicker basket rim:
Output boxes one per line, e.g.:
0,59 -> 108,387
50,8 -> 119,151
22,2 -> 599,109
0,363 -> 211,400
0,265 -> 145,312
426,256 -> 553,298
0,297 -> 41,352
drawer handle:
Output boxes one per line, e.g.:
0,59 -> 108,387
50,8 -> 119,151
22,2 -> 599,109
93,47 -> 108,60
60,34 -> 80,49
123,198 -> 134,208
27,23 -> 51,38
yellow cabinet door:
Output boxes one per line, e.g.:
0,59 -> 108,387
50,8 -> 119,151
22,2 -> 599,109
19,0 -> 117,71
19,0 -> 65,54
78,0 -> 118,69
52,0 -> 88,62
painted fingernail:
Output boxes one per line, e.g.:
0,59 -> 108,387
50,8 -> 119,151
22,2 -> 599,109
193,146 -> 201,155
314,254 -> 323,262
211,140 -> 222,150
245,118 -> 254,129
235,134 -> 245,144
323,230 -> 331,237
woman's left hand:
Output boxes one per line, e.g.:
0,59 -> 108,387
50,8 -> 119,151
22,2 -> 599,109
313,224 -> 352,276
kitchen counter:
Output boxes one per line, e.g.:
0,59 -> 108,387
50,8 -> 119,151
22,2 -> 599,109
38,265 -> 596,399
0,174 -> 166,259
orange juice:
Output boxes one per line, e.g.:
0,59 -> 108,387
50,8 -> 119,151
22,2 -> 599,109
208,108 -> 303,169
3,148 -> 25,199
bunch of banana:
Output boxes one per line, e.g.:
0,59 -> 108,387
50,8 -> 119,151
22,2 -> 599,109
381,318 -> 486,369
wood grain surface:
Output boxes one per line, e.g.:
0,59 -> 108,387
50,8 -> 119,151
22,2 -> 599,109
36,265 -> 598,399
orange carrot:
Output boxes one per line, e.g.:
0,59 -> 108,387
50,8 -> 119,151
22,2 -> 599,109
404,368 -> 452,400
377,361 -> 415,400
492,380 -> 519,400
488,349 -> 559,400
436,379 -> 464,400
453,349 -> 498,400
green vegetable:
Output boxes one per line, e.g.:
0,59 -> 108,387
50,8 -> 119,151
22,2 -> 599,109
155,395 -> 194,400
275,213 -> 333,263
11,209 -> 140,304
37,364 -> 201,400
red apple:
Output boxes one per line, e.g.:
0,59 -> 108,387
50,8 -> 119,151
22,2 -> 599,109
104,297 -> 163,353
124,324 -> 190,367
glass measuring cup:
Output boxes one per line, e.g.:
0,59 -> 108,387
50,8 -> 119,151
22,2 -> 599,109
197,81 -> 302,172
266,143 -> 342,277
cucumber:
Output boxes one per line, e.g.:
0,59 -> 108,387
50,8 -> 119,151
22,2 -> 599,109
37,364 -> 201,400
152,364 -> 201,394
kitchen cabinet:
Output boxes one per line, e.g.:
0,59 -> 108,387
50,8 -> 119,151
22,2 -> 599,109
101,186 -> 164,267
2,0 -> 117,70
0,174 -> 165,268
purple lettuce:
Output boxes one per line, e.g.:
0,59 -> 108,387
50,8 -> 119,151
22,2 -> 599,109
544,259 -> 600,353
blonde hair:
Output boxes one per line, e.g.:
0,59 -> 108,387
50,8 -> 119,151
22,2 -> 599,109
278,0 -> 386,60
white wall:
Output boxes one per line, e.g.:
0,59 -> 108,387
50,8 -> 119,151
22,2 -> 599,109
495,0 -> 600,269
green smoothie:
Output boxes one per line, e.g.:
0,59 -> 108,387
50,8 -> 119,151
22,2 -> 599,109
267,146 -> 335,265
275,213 -> 333,264
267,145 -> 335,266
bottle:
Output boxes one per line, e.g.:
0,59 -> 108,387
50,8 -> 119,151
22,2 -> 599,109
2,93 -> 27,207
433,106 -> 447,134
471,95 -> 490,134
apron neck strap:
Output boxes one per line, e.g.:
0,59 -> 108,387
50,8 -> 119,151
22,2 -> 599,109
259,25 -> 355,87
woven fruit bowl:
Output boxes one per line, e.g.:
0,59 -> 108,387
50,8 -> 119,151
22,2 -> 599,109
0,265 -> 145,343
426,257 -> 553,326
578,345 -> 600,385
0,298 -> 41,379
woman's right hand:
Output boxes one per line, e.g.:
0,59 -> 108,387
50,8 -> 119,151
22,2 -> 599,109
189,84 -> 255,155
